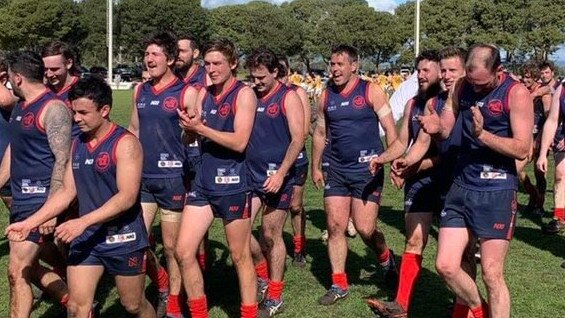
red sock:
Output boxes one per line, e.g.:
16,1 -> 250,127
157,267 -> 170,293
189,296 -> 209,318
167,294 -> 181,315
293,235 -> 304,254
240,303 -> 258,318
452,302 -> 470,318
470,305 -> 485,318
60,293 -> 69,308
331,272 -> 348,291
554,208 -> 565,221
378,248 -> 391,265
255,260 -> 269,281
266,280 -> 285,300
198,252 -> 207,271
395,252 -> 422,310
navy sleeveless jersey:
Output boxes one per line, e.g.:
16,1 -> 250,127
324,78 -> 384,173
247,82 -> 294,187
136,78 -> 190,178
532,84 -> 545,135
0,107 -> 11,161
407,96 -> 438,180
71,124 -> 148,255
183,64 -> 207,92
557,85 -> 565,136
196,80 -> 251,195
433,91 -> 462,178
286,83 -> 308,166
454,74 -> 519,190
54,77 -> 81,139
9,90 -> 60,204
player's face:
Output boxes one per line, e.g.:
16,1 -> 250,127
176,40 -> 198,72
71,97 -> 110,133
540,67 -> 554,84
144,44 -> 173,79
520,73 -> 536,89
43,54 -> 71,89
7,69 -> 23,99
416,59 -> 440,92
466,66 -> 498,94
141,71 -> 151,83
204,51 -> 236,86
330,53 -> 357,86
249,65 -> 278,94
440,57 -> 465,91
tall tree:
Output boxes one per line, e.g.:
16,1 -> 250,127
78,0 -> 108,67
0,0 -> 85,51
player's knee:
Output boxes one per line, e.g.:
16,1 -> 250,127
174,246 -> 195,267
480,262 -> 504,288
356,225 -> 374,240
66,299 -> 89,317
289,206 -> 302,216
121,297 -> 142,315
229,246 -> 251,268
260,234 -> 275,253
7,262 -> 28,287
327,221 -> 345,237
162,238 -> 176,258
405,235 -> 426,253
435,258 -> 457,279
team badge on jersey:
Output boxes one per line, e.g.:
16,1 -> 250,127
218,103 -> 231,118
162,96 -> 178,112
487,99 -> 504,116
353,95 -> 366,109
95,152 -> 111,172
22,112 -> 35,129
266,103 -> 280,118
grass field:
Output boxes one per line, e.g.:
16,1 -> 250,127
1,89 -> 564,317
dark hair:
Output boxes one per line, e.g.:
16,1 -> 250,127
178,34 -> 199,51
539,60 -> 555,72
520,62 -> 540,79
467,43 -> 501,72
246,47 -> 279,73
203,38 -> 239,72
415,49 -> 440,67
6,50 -> 44,83
68,76 -> 112,110
277,55 -> 289,79
144,30 -> 179,62
41,41 -> 80,76
439,47 -> 467,64
331,44 -> 358,63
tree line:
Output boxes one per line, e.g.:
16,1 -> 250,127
0,0 -> 563,70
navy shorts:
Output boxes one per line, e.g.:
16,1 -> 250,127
140,177 -> 187,210
404,176 -> 444,214
10,203 -> 52,244
293,163 -> 309,187
253,182 -> 293,210
185,190 -> 252,221
324,167 -> 383,204
440,183 -> 517,240
68,248 -> 147,276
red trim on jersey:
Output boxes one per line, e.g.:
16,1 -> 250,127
179,85 -> 193,112
281,90 -> 290,117
364,80 -> 371,109
151,77 -> 179,96
112,131 -> 130,164
183,64 -> 199,84
56,76 -> 79,97
260,81 -> 282,103
213,77 -> 237,104
339,77 -> 359,98
87,123 -> 117,153
503,80 -> 519,114
22,89 -> 51,110
232,84 -> 243,116
36,98 -> 62,134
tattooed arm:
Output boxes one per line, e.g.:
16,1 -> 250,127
43,100 -> 73,196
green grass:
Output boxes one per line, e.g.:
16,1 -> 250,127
1,89 -> 564,317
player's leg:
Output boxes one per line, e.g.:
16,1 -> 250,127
544,151 -> 565,233
66,262 -> 104,318
160,208 -> 184,318
480,239 -> 510,318
8,240 -> 42,318
249,196 -> 269,302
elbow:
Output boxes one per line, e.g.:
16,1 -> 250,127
233,141 -> 248,153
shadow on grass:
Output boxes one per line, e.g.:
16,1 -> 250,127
513,225 -> 565,259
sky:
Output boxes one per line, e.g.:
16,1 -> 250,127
201,0 -> 407,13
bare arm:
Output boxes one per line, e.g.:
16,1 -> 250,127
0,145 -> 10,189
538,86 -> 562,161
475,84 -> 533,160
542,93 -> 552,118
369,82 -> 397,146
372,99 -> 412,165
311,91 -> 327,189
275,91 -> 305,176
42,101 -> 72,196
180,86 -> 200,145
403,99 -> 435,166
295,86 -> 311,140
127,84 -> 142,137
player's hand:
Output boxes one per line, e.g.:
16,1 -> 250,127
177,108 -> 205,133
264,172 -> 284,193
418,103 -> 441,135
369,157 -> 384,176
532,85 -> 550,97
390,171 -> 405,189
470,106 -> 484,138
555,138 -> 565,151
5,221 -> 33,242
55,219 -> 87,244
391,158 -> 408,174
312,168 -> 324,190
38,217 -> 57,235
537,155 -> 548,174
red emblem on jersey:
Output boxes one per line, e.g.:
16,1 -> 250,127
162,96 -> 178,112
218,103 -> 231,118
487,99 -> 503,116
191,83 -> 204,91
353,95 -> 365,109
22,112 -> 35,128
266,103 -> 280,118
95,152 -> 111,172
